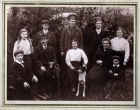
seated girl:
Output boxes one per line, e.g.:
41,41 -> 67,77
65,40 -> 88,97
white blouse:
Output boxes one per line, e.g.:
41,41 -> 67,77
111,37 -> 130,62
13,39 -> 32,61
65,48 -> 88,66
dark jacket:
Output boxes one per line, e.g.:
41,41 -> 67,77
86,29 -> 107,59
60,26 -> 83,53
11,62 -> 33,88
95,46 -> 113,69
109,65 -> 125,80
35,30 -> 56,49
33,44 -> 57,69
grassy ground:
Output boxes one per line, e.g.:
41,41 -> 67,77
53,67 -> 133,101
7,67 -> 133,101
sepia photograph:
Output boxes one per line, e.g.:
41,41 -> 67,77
2,1 -> 137,107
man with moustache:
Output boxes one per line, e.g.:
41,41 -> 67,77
33,35 -> 57,100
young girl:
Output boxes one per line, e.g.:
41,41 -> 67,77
65,40 -> 88,96
13,28 -> 34,73
111,27 -> 130,66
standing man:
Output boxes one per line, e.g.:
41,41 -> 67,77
34,19 -> 56,50
59,14 -> 83,96
60,14 -> 83,56
87,17 -> 107,71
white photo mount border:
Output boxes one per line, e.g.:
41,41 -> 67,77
2,1 -> 138,107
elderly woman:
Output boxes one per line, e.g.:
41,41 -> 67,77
87,38 -> 113,95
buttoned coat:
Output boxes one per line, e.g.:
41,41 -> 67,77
60,26 -> 83,53
33,44 -> 57,70
88,29 -> 107,59
11,62 -> 33,89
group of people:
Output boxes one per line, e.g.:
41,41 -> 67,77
7,13 -> 131,100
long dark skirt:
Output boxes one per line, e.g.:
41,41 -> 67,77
86,64 -> 108,95
87,65 -> 108,80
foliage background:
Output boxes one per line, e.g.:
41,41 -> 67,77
7,6 -> 134,76
5,5 -> 134,101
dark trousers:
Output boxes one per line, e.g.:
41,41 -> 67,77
38,68 -> 58,96
60,55 -> 67,90
106,78 -> 125,98
13,81 -> 35,100
24,55 -> 32,73
67,68 -> 78,90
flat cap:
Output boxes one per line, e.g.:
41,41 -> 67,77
95,17 -> 102,23
38,33 -> 48,40
41,19 -> 50,24
68,14 -> 77,20
112,56 -> 120,60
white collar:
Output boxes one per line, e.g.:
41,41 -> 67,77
96,28 -> 101,30
21,39 -> 28,41
96,29 -> 101,34
113,64 -> 120,67
15,60 -> 24,64
42,44 -> 47,49
116,37 -> 123,39
96,28 -> 101,31
103,47 -> 110,51
72,48 -> 78,50
43,29 -> 48,34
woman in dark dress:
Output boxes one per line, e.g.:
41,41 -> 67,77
86,38 -> 113,96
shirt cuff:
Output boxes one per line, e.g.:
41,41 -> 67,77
67,62 -> 72,67
124,58 -> 128,62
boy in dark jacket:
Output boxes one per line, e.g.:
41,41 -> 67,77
105,56 -> 125,99
10,50 -> 38,100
